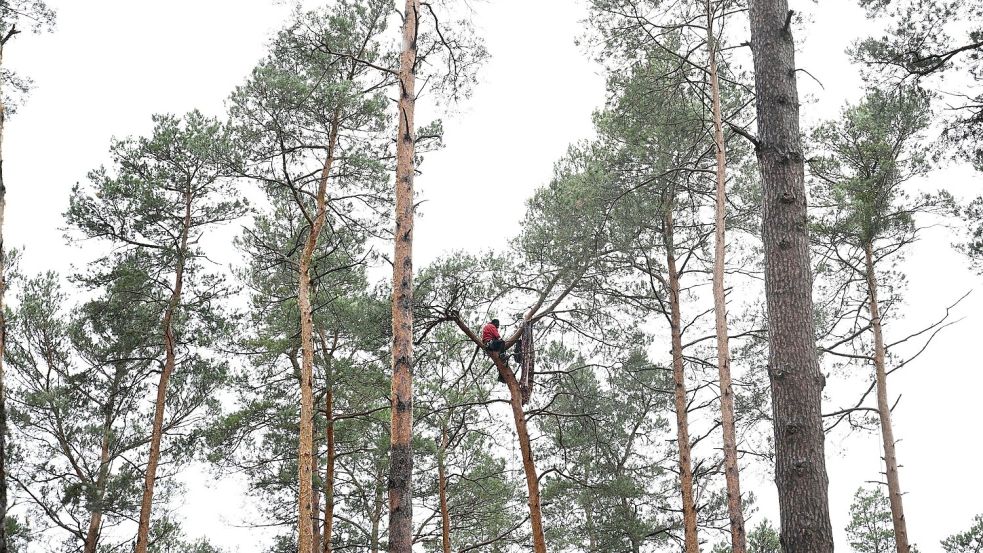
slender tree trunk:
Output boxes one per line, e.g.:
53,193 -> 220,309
297,108 -> 341,553
0,35 -> 13,553
83,414 -> 114,553
706,3 -> 747,551
388,2 -> 419,552
0,46 -> 7,553
317,328 -> 338,553
584,496 -> 596,552
863,245 -> 910,553
491,355 -> 547,553
438,423 -> 452,553
747,1 -> 834,551
134,189 -> 192,553
322,389 -> 334,553
664,209 -> 700,553
312,475 -> 321,553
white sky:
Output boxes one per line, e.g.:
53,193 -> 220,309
4,0 -> 982,551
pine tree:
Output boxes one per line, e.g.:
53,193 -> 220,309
65,111 -> 245,552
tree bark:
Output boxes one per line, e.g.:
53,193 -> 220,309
491,354 -> 547,553
83,407 -> 115,553
664,208 -> 700,553
707,3 -> 747,551
134,187 -> 192,553
747,1 -> 834,551
297,107 -> 341,553
0,34 -> 13,553
388,2 -> 419,552
863,244 -> 910,553
438,423 -> 452,553
312,482 -> 321,553
317,328 -> 338,553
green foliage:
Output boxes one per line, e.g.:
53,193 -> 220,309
0,0 -> 55,35
51,109 -> 242,546
5,271 -> 179,550
0,0 -> 56,114
748,519 -> 782,553
845,486 -> 896,553
538,349 -> 675,552
852,0 -> 983,166
147,518 -> 226,553
227,0 -> 395,237
808,86 -> 957,398
962,196 -> 983,271
2,515 -> 30,552
413,326 -> 525,551
809,86 -> 937,247
712,518 -> 782,553
942,514 -> 983,553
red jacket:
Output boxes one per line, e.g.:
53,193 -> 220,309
481,322 -> 501,343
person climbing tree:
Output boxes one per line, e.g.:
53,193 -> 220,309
481,318 -> 522,366
481,318 -> 504,354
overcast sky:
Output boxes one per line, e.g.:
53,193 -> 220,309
4,0 -> 982,551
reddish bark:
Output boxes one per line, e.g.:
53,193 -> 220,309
387,2 -> 419,552
664,207 -> 700,553
863,245 -> 910,553
134,188 -> 192,553
707,2 -> 747,550
297,108 -> 340,553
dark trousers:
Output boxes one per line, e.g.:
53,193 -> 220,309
486,339 -> 506,353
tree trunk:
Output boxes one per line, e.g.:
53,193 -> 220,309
322,389 -> 334,553
707,3 -> 747,551
747,1 -> 834,551
388,2 -> 419,552
134,188 -> 192,553
317,328 -> 338,553
863,245 -> 910,553
83,412 -> 114,553
312,483 -> 321,553
438,423 -> 452,553
297,108 -> 341,553
491,355 -> 547,553
664,209 -> 700,553
0,40 -> 8,553
584,496 -> 596,552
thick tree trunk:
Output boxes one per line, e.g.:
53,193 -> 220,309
83,508 -> 101,553
863,245 -> 910,553
388,2 -> 419,552
438,423 -> 452,553
134,189 -> 192,553
298,109 -> 341,553
664,209 -> 700,553
747,1 -> 834,551
491,355 -> 547,553
707,4 -> 747,551
0,39 -> 9,553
